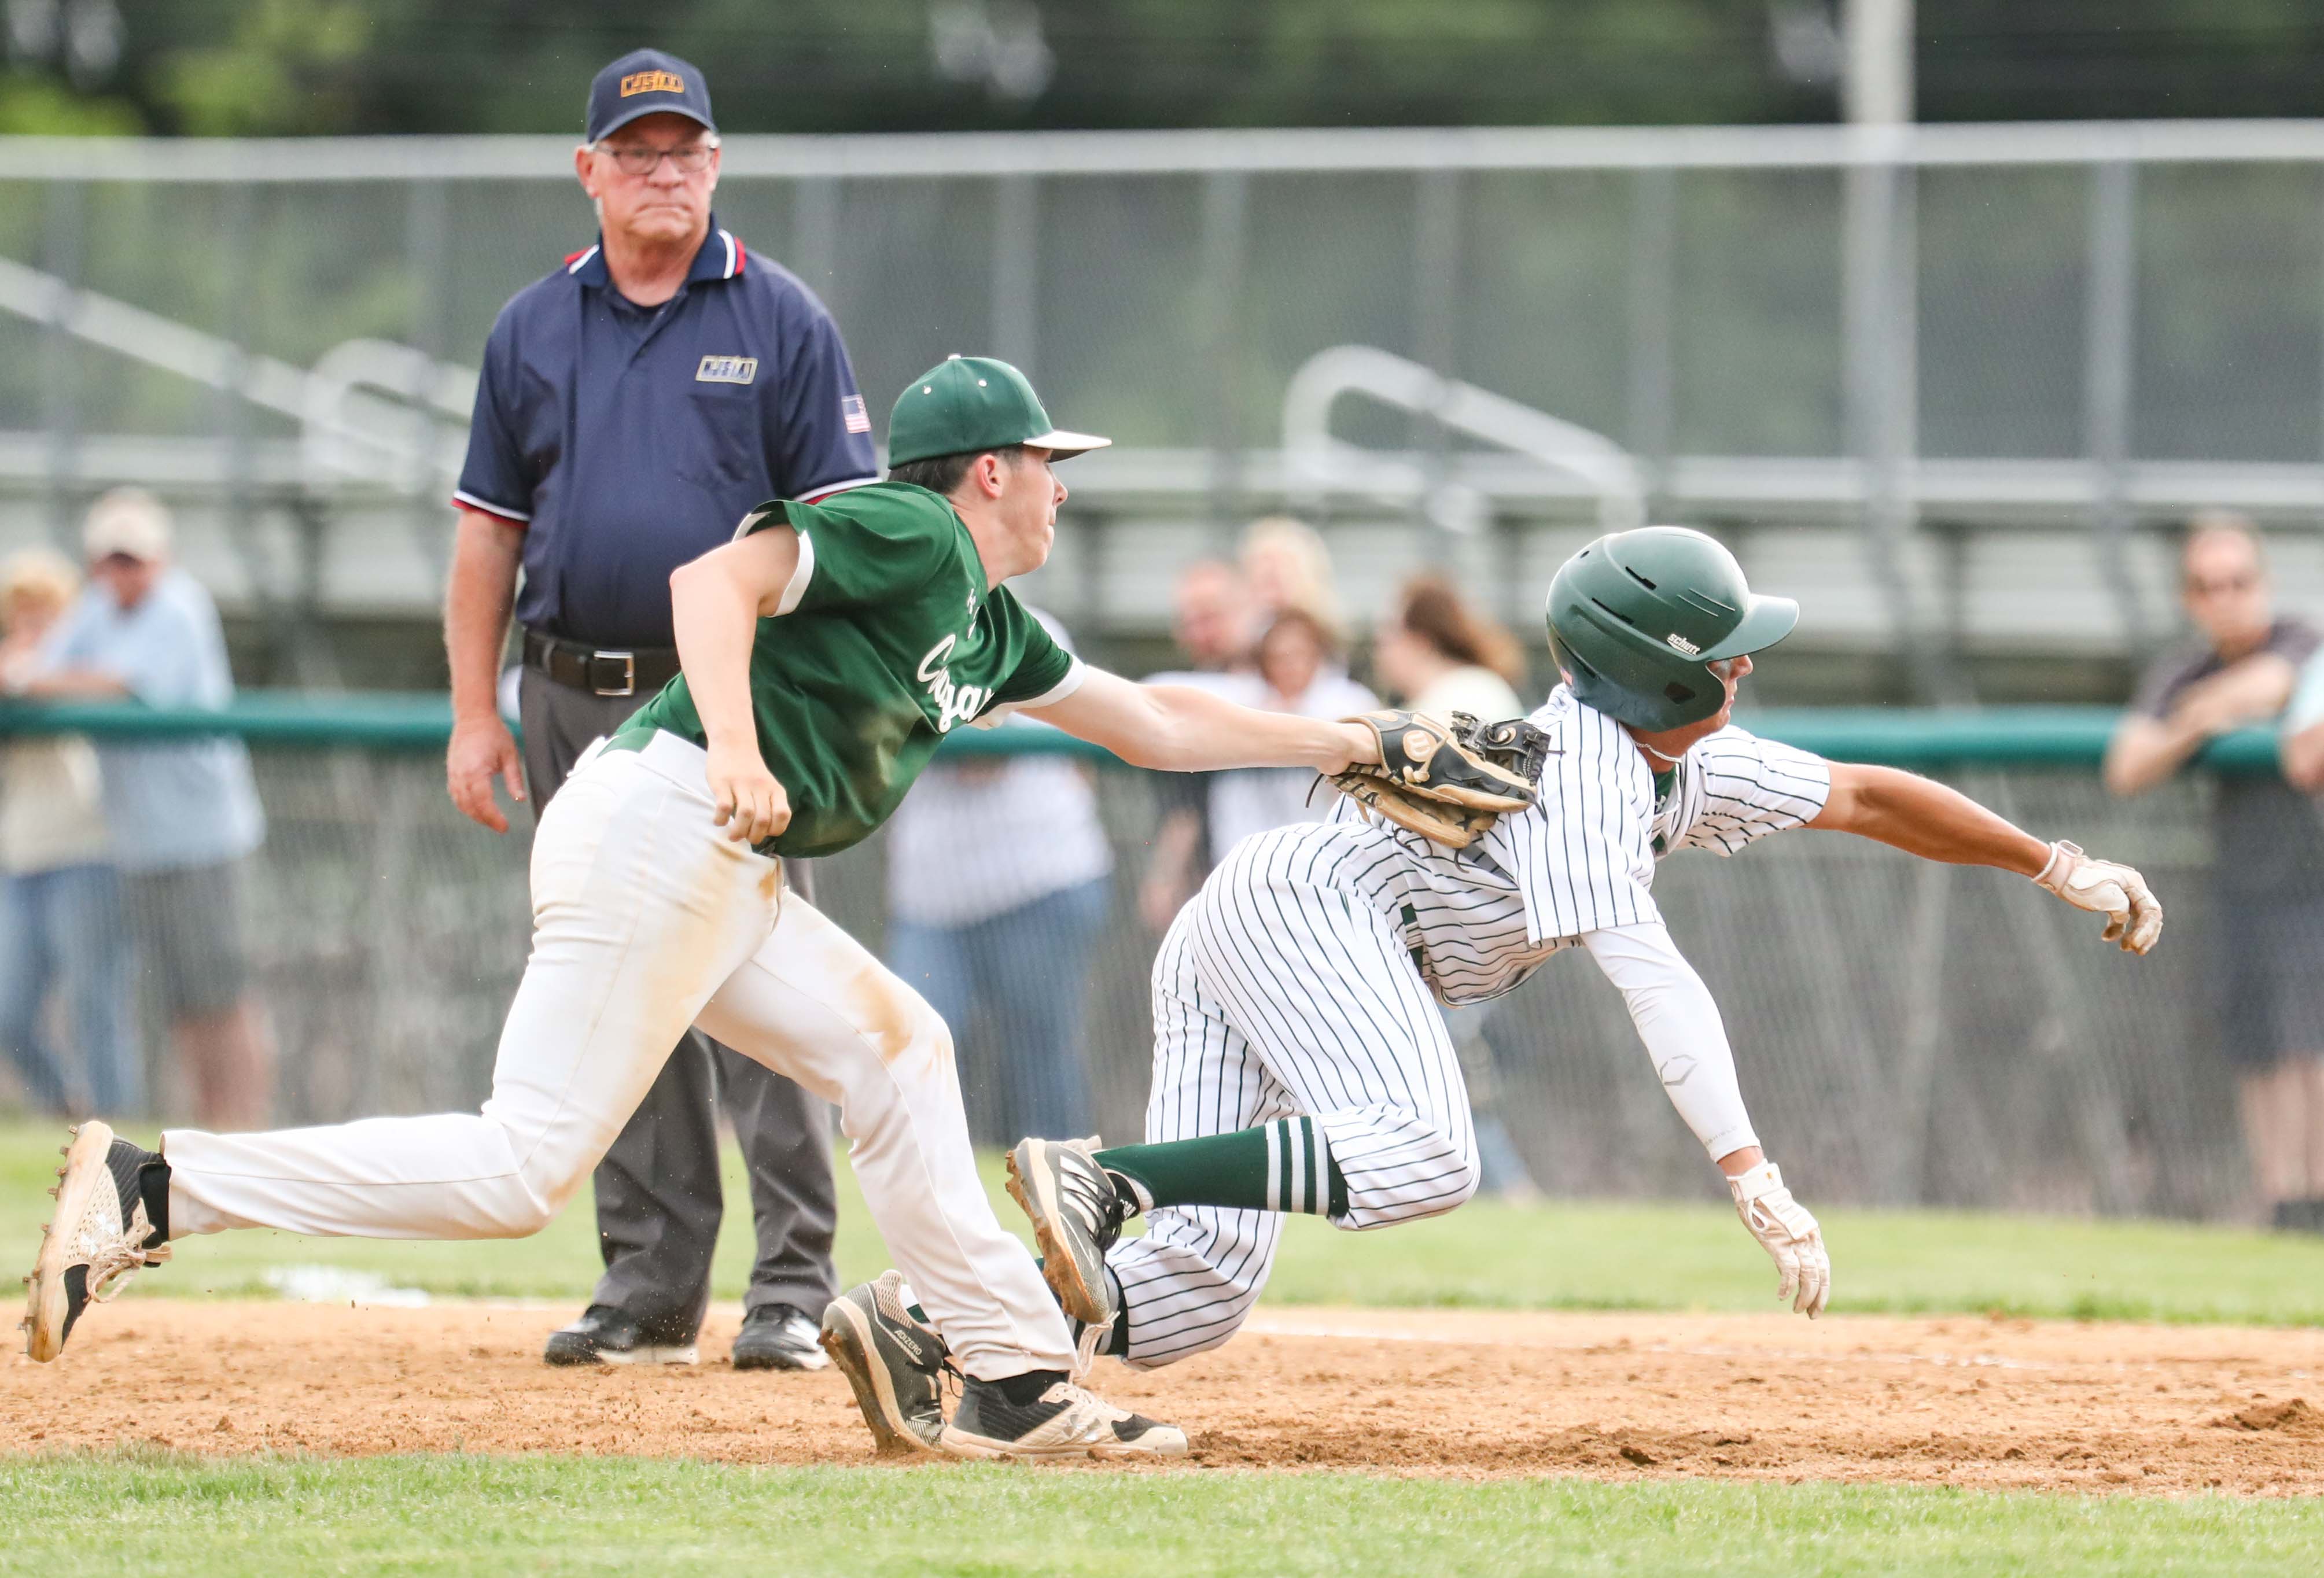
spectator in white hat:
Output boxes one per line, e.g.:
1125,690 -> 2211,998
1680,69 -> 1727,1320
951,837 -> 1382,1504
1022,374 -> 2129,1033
17,489 -> 272,1125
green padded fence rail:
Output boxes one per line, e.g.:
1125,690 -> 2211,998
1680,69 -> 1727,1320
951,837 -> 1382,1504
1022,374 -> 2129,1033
0,694 -> 2286,773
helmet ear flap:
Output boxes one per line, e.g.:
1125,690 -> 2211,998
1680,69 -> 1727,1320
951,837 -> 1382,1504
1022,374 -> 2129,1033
1546,628 -> 1597,689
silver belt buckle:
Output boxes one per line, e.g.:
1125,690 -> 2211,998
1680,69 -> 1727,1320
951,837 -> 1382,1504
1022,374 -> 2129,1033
587,649 -> 636,697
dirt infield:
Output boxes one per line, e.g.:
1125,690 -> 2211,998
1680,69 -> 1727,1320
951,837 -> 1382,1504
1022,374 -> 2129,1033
4,1301 -> 2319,1492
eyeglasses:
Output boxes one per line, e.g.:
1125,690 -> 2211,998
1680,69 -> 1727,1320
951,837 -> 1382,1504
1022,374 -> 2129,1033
2186,573 -> 2259,597
594,142 -> 716,177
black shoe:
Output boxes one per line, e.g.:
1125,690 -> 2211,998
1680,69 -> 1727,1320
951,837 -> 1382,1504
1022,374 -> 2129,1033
2273,1198 -> 2324,1234
732,1303 -> 830,1371
23,1123 -> 170,1362
938,1368 -> 1188,1462
542,1304 -> 699,1366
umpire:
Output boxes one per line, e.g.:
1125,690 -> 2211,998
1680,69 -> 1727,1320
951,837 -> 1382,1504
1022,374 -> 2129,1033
443,50 -> 878,1369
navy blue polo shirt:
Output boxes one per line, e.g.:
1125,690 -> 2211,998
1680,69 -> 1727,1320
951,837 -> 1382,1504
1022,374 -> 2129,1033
454,217 -> 879,648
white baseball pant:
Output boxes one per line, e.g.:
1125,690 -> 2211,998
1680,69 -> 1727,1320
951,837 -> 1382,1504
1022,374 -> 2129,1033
1107,824 -> 1481,1369
161,730 -> 1073,1380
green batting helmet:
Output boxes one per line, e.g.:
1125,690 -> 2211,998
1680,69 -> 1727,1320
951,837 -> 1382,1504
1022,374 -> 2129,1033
1544,526 -> 1798,732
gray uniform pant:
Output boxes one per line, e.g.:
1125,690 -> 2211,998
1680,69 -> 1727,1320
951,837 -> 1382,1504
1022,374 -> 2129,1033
518,666 -> 838,1340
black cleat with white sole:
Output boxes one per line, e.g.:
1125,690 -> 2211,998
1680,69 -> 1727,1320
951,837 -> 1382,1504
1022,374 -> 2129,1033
820,1271 -> 952,1455
939,1369 -> 1187,1462
23,1123 -> 170,1362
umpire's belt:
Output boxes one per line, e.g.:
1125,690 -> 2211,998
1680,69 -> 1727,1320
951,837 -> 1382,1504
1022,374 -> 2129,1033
522,629 -> 682,698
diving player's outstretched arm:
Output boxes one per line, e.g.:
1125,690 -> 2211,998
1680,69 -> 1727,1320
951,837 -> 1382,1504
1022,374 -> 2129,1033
1582,922 -> 1831,1319
1809,762 -> 2164,954
1029,667 -> 1379,775
669,526 -> 802,845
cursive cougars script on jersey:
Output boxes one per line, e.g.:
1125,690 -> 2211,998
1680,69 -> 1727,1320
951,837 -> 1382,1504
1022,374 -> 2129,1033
916,634 -> 992,733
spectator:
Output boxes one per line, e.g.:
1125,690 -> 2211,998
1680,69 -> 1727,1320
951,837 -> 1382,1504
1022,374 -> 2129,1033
2105,514 -> 2324,1231
1137,560 -> 1257,932
23,489 -> 271,1127
1240,515 -> 1345,639
1166,558 -> 1257,676
1370,573 -> 1539,1199
1139,540 -> 1371,932
1205,609 -> 1378,860
441,50 -> 872,1370
885,611 -> 1111,1145
1372,573 -> 1529,724
0,549 -> 131,1115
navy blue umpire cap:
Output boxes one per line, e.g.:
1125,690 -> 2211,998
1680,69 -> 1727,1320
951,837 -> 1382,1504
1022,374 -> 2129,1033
585,49 -> 716,143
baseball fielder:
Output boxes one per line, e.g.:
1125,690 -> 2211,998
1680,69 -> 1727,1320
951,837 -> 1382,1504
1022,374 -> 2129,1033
21,357 -> 1394,1463
947,526 -> 2157,1384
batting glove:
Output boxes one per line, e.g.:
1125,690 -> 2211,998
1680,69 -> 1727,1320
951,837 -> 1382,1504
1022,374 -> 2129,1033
1729,1160 -> 1830,1318
2033,840 -> 2163,955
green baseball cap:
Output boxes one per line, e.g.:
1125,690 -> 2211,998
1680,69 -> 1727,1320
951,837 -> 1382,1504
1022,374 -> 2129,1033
886,355 -> 1111,467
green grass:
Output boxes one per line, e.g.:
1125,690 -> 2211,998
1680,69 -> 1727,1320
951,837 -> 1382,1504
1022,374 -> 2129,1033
6,1120 -> 2323,1325
0,1451 -> 2318,1577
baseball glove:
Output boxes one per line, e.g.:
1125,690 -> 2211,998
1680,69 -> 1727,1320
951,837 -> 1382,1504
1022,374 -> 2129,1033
1331,710 -> 1548,849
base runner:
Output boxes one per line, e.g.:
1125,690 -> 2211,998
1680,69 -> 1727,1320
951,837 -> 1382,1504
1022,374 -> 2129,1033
21,357 -> 1394,1463
813,526 -> 2165,1432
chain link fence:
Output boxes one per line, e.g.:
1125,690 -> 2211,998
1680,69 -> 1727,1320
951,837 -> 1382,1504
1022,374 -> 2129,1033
1,706 -> 2255,1221
3,129 -> 2322,469
6,127 -> 2324,668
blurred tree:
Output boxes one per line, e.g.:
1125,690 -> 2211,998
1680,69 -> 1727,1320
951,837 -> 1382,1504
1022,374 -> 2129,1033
0,72 -> 137,133
1,0 -> 2320,137
150,0 -> 373,135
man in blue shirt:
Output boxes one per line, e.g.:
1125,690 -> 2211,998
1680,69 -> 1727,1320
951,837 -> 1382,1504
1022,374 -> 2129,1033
441,50 -> 875,1370
20,489 -> 271,1129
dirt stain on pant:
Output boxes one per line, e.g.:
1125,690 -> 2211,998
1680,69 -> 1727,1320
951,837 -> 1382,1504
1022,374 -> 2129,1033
838,957 -> 942,1079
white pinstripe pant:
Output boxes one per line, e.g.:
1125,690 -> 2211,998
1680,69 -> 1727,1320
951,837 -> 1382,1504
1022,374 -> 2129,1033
1109,824 -> 1480,1369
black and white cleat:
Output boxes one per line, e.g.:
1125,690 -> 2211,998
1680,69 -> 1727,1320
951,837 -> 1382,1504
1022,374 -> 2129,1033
23,1123 -> 170,1362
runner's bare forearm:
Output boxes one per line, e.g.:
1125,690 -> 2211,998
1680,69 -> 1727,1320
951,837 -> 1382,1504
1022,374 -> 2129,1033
1810,761 -> 2049,875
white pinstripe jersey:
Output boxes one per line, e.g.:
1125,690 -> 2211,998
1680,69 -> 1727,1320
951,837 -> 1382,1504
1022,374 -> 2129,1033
1324,685 -> 1833,1006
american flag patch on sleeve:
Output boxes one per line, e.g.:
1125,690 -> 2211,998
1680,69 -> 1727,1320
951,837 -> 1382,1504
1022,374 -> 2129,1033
841,394 -> 871,433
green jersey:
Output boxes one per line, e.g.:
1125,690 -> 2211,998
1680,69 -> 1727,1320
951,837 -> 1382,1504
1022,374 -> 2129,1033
614,481 -> 1080,858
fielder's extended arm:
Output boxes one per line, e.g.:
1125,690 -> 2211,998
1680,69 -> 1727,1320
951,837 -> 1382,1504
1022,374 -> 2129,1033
1583,921 -> 1831,1318
1029,667 -> 1375,775
1810,761 -> 2163,954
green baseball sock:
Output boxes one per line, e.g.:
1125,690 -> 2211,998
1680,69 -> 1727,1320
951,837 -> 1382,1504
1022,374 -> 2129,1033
1097,1118 -> 1348,1219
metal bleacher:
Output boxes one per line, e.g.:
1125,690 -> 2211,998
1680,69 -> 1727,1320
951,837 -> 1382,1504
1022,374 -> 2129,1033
9,120 -> 2324,691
